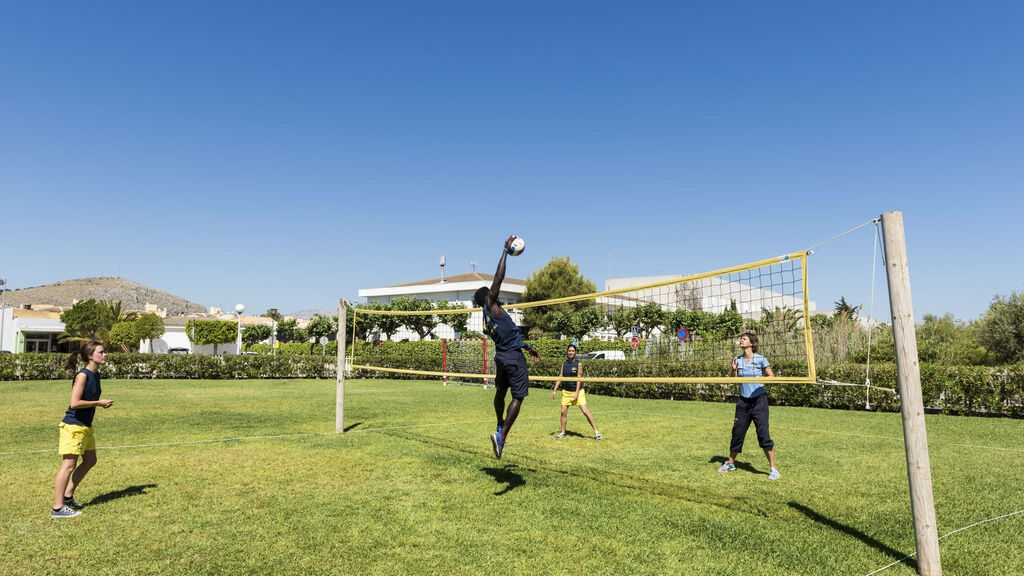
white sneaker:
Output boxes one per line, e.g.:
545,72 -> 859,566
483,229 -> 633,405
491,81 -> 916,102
768,468 -> 781,480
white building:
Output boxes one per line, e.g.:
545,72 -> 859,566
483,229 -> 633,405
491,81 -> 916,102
0,304 -> 274,355
0,306 -> 66,353
358,272 -> 526,341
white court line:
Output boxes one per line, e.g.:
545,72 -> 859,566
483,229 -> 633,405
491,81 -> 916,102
625,409 -> 1024,454
0,410 -> 636,456
864,508 -> 1024,576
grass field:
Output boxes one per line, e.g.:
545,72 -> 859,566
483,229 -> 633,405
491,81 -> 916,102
2,378 -> 1023,575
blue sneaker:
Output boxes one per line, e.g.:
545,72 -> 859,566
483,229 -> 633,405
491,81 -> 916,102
490,432 -> 505,459
51,505 -> 81,518
718,462 -> 736,473
64,496 -> 83,510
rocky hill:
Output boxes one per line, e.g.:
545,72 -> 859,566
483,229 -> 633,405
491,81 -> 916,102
285,308 -> 338,320
3,277 -> 206,316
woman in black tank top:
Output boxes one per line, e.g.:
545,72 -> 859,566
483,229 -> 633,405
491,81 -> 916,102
551,344 -> 601,440
52,341 -> 114,518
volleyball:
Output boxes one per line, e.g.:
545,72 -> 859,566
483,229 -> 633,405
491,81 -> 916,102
507,236 -> 526,256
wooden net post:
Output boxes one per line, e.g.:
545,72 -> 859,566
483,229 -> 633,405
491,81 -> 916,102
881,211 -> 942,575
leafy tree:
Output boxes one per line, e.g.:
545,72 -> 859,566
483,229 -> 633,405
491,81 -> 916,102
391,297 -> 437,340
372,303 -> 401,341
915,313 -> 989,365
134,314 -> 166,351
242,324 -> 273,349
974,291 -> 1024,364
632,302 -> 666,338
522,257 -> 597,336
59,299 -> 110,343
108,322 -> 139,351
434,300 -> 470,336
606,307 -> 634,337
276,318 -> 303,343
573,307 -> 603,340
263,309 -> 283,322
348,303 -> 376,341
666,308 -> 743,342
186,319 -> 238,355
548,309 -> 574,339
59,299 -> 142,349
548,306 -> 603,340
307,314 -> 338,342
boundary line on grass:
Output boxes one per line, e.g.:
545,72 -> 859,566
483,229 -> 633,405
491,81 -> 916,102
624,409 -> 1024,454
864,508 -> 1024,575
0,410 -> 636,456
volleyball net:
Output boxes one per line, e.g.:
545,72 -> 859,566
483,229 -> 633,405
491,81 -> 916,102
348,251 -> 816,386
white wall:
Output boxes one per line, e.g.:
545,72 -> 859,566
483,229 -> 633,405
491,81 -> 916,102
0,307 -> 13,352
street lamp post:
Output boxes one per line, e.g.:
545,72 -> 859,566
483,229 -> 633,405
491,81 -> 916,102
235,303 -> 245,353
0,278 -> 7,352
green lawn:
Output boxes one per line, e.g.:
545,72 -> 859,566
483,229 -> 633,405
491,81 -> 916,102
2,378 -> 1022,575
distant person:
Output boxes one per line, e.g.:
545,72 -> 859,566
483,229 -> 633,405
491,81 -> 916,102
718,332 -> 779,480
551,344 -> 601,440
475,235 -> 541,459
52,341 -> 114,518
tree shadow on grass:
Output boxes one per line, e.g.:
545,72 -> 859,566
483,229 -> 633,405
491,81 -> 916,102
482,466 -> 526,496
708,455 -> 764,475
87,484 -> 158,506
343,422 -> 363,432
787,501 -> 916,570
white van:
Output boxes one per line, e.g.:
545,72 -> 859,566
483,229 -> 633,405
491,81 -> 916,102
578,350 -> 626,360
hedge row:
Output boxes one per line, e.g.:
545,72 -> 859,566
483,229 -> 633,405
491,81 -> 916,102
0,353 -> 334,380
248,342 -> 338,356
349,341 -> 1024,417
4,345 -> 1022,417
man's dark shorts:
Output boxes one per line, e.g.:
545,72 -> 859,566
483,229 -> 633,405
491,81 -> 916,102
494,352 -> 530,399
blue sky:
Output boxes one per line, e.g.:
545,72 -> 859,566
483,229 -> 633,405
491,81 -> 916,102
2,1 -> 1021,322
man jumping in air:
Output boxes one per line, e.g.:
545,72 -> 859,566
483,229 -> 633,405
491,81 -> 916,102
474,235 -> 541,459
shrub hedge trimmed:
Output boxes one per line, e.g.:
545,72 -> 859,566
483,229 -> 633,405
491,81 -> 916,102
3,343 -> 1021,417
0,353 -> 334,381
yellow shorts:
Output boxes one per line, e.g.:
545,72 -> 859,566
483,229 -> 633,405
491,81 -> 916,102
561,389 -> 587,406
58,422 -> 95,455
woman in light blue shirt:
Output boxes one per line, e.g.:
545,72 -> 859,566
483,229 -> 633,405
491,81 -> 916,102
718,332 -> 780,480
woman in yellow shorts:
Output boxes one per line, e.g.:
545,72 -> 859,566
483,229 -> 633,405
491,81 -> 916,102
52,341 -> 114,518
551,344 -> 601,440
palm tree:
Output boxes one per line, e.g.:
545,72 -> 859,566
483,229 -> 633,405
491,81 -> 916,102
104,300 -> 140,325
833,297 -> 862,320
760,306 -> 803,333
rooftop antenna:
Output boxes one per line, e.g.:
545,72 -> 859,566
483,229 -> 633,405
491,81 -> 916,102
439,255 -> 446,283
470,261 -> 477,273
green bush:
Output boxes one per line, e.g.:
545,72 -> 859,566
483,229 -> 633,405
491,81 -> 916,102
0,352 -> 334,380
350,339 -> 1024,417
249,342 -> 338,356
3,344 -> 1022,418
